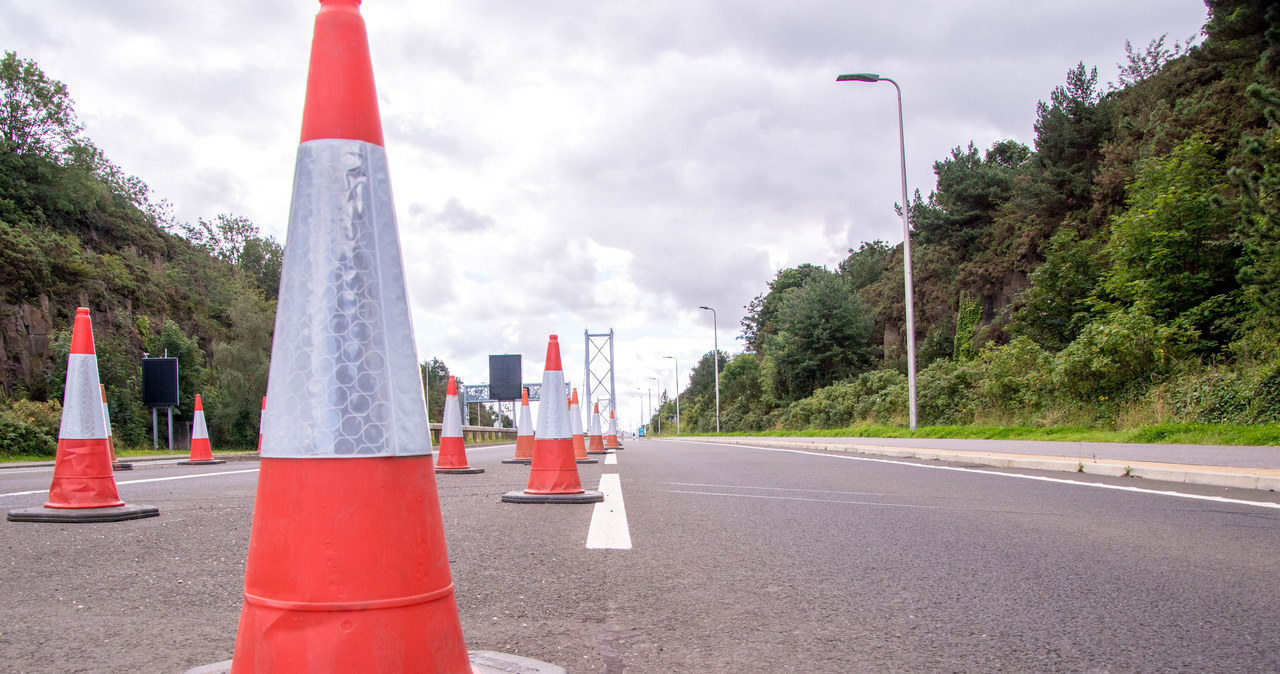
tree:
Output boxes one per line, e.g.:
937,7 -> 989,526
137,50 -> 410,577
420,358 -> 450,423
0,51 -> 82,158
740,263 -> 832,352
238,235 -> 284,300
760,273 -> 875,401
1101,134 -> 1239,335
1010,229 -> 1104,351
178,213 -> 261,264
1112,34 -> 1197,90
1033,63 -> 1112,215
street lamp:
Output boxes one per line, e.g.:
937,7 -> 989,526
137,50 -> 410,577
647,377 -> 660,434
663,356 -> 680,434
837,71 -> 919,429
698,305 -> 721,433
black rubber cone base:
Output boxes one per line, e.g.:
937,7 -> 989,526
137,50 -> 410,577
576,458 -> 599,464
436,467 -> 485,474
186,651 -> 567,674
502,489 -> 604,504
8,503 -> 159,523
586,451 -> 606,456
112,462 -> 134,470
177,459 -> 226,465
501,458 -> 532,465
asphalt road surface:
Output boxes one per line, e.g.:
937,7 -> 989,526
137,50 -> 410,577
2,439 -> 1279,673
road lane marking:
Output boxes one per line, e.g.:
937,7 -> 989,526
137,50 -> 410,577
605,453 -> 618,465
684,441 -> 1280,511
586,473 -> 631,549
0,468 -> 260,499
665,481 -> 894,496
659,488 -> 948,509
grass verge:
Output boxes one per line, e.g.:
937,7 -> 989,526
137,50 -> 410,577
675,422 -> 1280,446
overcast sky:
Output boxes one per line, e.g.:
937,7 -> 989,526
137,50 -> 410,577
2,1 -> 1210,428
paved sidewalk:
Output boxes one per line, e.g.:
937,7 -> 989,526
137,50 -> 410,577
679,436 -> 1280,492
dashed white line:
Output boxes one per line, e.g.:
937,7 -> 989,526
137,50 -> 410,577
605,453 -> 618,465
586,473 -> 631,549
681,441 -> 1280,511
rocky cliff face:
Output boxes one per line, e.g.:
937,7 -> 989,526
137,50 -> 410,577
0,296 -> 56,392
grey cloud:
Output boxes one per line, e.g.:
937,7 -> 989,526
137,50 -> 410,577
410,198 -> 497,233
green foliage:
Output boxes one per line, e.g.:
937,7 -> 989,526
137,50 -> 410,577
0,51 -> 82,157
1010,229 -> 1103,350
421,358 -> 450,423
1051,306 -> 1180,402
1102,135 -> 1239,328
0,397 -> 60,458
740,263 -> 833,353
1034,62 -> 1112,214
953,294 -> 981,362
758,271 -> 875,401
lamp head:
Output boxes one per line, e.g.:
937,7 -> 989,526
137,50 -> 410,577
837,73 -> 880,82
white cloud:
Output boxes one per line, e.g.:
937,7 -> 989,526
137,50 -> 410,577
1,0 -> 1211,425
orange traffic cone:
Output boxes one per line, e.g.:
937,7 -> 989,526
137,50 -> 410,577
256,396 -> 264,454
587,402 -> 606,454
437,376 -> 483,474
102,384 -> 132,471
198,3 -> 561,672
604,409 -> 622,450
7,308 -> 158,523
502,336 -> 602,504
179,394 -> 226,465
502,387 -> 535,465
568,388 -> 596,464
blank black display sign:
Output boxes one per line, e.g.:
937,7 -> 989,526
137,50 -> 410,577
489,354 -> 521,401
141,358 -> 179,407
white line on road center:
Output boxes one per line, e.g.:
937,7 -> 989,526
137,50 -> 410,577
586,473 -> 632,549
605,452 -> 618,465
0,468 -> 260,499
682,441 -> 1280,511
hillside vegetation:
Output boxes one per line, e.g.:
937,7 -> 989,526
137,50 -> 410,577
655,0 -> 1280,438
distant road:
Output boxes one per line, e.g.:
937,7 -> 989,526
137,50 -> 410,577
2,439 -> 1278,672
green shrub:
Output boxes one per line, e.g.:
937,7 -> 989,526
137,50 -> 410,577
0,398 -> 61,458
1052,307 -> 1180,403
916,359 -> 979,425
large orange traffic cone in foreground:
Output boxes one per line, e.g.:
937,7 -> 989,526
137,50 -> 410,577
102,384 -> 132,471
437,376 -> 483,474
587,402 -> 606,454
179,395 -> 226,465
200,3 -> 560,673
7,308 -> 158,523
568,388 -> 596,464
503,336 -> 602,504
502,387 -> 535,464
604,409 -> 622,450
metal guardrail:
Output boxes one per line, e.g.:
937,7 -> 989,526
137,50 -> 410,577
426,423 -> 517,444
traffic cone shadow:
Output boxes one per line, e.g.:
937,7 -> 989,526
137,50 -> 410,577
569,388 -> 596,464
501,387 -> 535,465
178,395 -> 226,465
503,335 -> 603,504
437,376 -> 483,474
7,308 -> 158,523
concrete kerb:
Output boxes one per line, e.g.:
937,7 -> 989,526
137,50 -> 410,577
681,438 -> 1280,492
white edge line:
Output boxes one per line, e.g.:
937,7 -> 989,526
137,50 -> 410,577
679,440 -> 1280,511
1,468 -> 260,499
586,473 -> 632,549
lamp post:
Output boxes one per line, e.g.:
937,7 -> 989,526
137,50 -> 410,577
635,390 -> 646,437
698,305 -> 721,433
647,377 -> 660,434
836,72 -> 919,430
663,356 -> 680,434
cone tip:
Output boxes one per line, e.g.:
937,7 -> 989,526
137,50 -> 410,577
300,0 -> 383,145
194,394 -> 203,411
543,334 -> 562,372
76,307 -> 89,317
447,375 -> 457,396
571,388 -> 579,404
521,387 -> 529,405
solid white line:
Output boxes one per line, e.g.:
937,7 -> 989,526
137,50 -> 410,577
659,488 -> 949,509
605,453 -> 618,465
0,468 -> 260,499
586,473 -> 632,549
680,441 -> 1280,511
664,481 -> 893,496
116,468 -> 259,486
